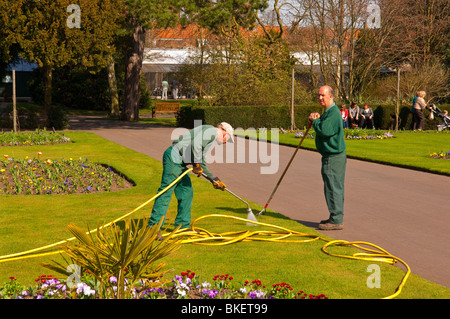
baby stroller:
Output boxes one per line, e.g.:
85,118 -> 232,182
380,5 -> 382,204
152,87 -> 161,97
430,104 -> 450,131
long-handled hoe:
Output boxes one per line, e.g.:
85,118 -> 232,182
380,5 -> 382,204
257,121 -> 313,216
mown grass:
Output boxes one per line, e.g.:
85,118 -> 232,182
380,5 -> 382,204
236,128 -> 450,176
0,131 -> 449,299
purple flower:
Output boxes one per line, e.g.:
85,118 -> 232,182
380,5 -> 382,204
248,290 -> 265,299
208,289 -> 219,298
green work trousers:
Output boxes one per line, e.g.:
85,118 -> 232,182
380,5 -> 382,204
321,152 -> 346,224
149,147 -> 193,230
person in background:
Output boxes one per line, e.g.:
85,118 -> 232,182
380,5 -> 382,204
178,83 -> 183,99
340,104 -> 348,128
161,79 -> 168,100
443,110 -> 449,121
172,79 -> 179,100
412,91 -> 429,131
360,103 -> 374,129
410,92 -> 419,130
348,101 -> 360,128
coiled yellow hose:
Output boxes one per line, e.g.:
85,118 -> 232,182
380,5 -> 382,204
0,167 -> 410,299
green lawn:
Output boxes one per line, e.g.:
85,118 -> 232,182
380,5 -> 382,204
0,131 -> 449,299
236,128 -> 450,176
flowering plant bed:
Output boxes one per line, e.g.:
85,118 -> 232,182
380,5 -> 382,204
0,129 -> 70,146
429,151 -> 450,160
293,128 -> 394,140
0,154 -> 133,195
1,270 -> 327,300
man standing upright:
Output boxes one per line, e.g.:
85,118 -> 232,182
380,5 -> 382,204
161,79 -> 168,100
309,86 -> 347,230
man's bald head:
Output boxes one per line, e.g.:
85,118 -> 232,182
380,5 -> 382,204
318,86 -> 334,108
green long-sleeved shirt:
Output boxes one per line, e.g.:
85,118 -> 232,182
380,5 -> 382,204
171,125 -> 217,178
312,103 -> 346,156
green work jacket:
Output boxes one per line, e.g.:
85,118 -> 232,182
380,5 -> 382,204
312,103 -> 346,157
171,125 -> 217,179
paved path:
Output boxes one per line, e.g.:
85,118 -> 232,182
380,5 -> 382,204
68,116 -> 450,289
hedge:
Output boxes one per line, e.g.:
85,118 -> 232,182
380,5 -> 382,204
177,104 -> 322,130
177,104 -> 450,131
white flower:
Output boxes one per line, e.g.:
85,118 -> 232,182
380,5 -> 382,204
83,285 -> 95,296
177,289 -> 186,297
76,282 -> 95,297
76,282 -> 84,294
201,281 -> 211,288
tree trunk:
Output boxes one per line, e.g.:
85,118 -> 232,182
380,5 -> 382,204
395,68 -> 400,132
43,63 -> 52,124
107,56 -> 120,117
121,20 -> 145,121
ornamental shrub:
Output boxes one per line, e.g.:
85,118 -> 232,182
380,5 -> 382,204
177,104 -> 449,130
177,104 -> 322,129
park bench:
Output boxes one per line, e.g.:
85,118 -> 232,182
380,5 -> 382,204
152,102 -> 180,118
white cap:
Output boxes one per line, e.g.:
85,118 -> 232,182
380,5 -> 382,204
218,122 -> 234,142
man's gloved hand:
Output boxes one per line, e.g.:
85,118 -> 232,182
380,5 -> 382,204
192,163 -> 203,177
212,177 -> 226,190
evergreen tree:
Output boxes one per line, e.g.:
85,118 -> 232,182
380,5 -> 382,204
12,0 -> 121,122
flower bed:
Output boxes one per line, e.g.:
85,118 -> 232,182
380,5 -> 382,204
0,153 -> 133,195
292,129 -> 394,140
429,151 -> 450,160
1,270 -> 328,300
0,129 -> 70,146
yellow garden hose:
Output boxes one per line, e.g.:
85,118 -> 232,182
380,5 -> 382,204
0,167 -> 411,299
168,214 -> 410,299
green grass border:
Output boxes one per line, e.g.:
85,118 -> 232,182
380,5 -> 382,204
235,128 -> 450,176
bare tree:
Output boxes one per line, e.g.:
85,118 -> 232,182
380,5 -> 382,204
287,0 -> 438,102
289,0 -> 377,101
